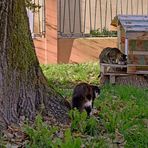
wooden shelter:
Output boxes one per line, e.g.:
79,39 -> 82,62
111,15 -> 148,74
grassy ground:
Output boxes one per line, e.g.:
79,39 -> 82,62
41,62 -> 99,100
1,62 -> 147,147
41,62 -> 148,148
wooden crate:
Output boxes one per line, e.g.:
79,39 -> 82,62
100,63 -> 128,84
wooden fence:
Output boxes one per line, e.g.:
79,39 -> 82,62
57,0 -> 148,37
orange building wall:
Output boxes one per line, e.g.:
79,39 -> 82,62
57,38 -> 117,63
34,0 -> 58,64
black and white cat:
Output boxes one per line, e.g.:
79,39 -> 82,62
72,83 -> 100,116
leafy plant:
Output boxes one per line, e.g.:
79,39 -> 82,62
69,109 -> 99,136
40,62 -> 148,147
85,117 -> 98,136
94,84 -> 148,147
25,0 -> 41,12
23,115 -> 57,148
23,114 -> 83,148
0,130 -> 5,148
57,129 -> 82,148
69,109 -> 87,133
90,28 -> 117,37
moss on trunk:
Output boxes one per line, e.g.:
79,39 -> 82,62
0,0 -> 70,128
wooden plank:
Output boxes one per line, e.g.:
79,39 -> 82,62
104,73 -> 129,76
120,26 -> 126,54
126,27 -> 148,32
111,15 -> 148,28
128,71 -> 148,74
127,65 -> 148,74
118,15 -> 148,21
122,22 -> 148,26
128,64 -> 148,67
100,64 -> 105,73
127,32 -> 148,39
100,63 -> 127,68
129,51 -> 148,55
110,75 -> 116,84
135,71 -> 148,74
128,55 -> 148,65
128,40 -> 148,51
127,66 -> 137,73
125,38 -> 128,55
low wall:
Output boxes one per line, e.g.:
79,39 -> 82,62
57,37 -> 117,64
34,37 -> 117,64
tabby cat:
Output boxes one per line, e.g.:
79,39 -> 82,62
99,47 -> 127,65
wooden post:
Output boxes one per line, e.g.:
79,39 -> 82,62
110,75 -> 116,84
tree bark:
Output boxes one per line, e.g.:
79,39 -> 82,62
0,0 -> 69,128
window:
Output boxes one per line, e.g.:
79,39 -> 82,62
27,0 -> 45,38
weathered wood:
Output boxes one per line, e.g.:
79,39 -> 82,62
116,75 -> 148,88
127,32 -> 148,40
129,51 -> 148,55
101,73 -> 148,88
127,65 -> 148,74
112,15 -> 148,75
128,55 -> 148,65
128,40 -> 148,51
118,25 -> 126,54
110,75 -> 116,84
128,64 -> 148,67
100,63 -> 127,68
100,64 -> 105,73
100,63 -> 127,75
118,15 -> 148,21
103,73 -> 129,76
126,27 -> 148,32
122,22 -> 148,26
134,71 -> 148,74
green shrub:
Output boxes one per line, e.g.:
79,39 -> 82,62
57,129 -> 82,148
90,28 -> 117,37
69,109 -> 99,136
23,115 -> 83,148
23,115 -> 57,148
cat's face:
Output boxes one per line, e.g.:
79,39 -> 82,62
117,54 -> 127,65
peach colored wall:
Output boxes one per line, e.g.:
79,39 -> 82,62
57,38 -> 117,63
34,0 -> 58,64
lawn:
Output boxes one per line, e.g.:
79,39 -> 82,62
40,62 -> 148,148
2,62 -> 147,147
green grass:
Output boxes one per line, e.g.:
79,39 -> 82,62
36,62 -> 148,147
41,62 -> 99,99
95,85 -> 148,147
90,28 -> 117,37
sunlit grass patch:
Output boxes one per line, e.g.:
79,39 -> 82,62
41,62 -> 148,147
95,84 -> 148,147
41,62 -> 99,86
41,62 -> 99,99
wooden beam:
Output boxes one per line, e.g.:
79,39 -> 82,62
110,75 -> 116,84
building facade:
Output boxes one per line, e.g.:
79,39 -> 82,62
28,0 -> 148,64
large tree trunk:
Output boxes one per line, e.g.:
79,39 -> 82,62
0,0 -> 69,128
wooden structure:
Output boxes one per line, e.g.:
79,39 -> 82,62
100,15 -> 148,84
112,15 -> 148,74
100,63 -> 128,84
